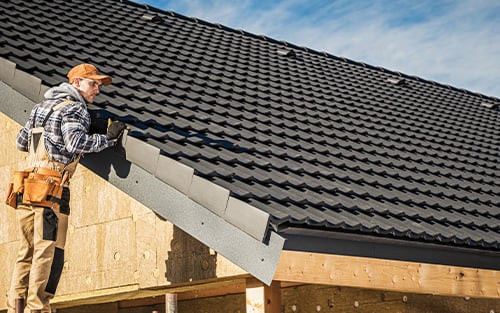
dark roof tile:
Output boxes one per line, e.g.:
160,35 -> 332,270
1,0 -> 499,252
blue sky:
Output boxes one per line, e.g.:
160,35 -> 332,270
133,0 -> 500,98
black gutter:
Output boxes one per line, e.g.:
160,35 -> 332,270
280,227 -> 500,271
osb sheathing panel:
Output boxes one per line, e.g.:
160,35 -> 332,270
0,112 -> 245,310
0,112 -> 26,248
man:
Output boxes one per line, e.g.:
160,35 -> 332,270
7,64 -> 125,313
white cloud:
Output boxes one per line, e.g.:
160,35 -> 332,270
139,0 -> 500,97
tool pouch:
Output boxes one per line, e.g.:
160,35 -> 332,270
5,169 -> 63,210
5,183 -> 15,208
5,170 -> 30,208
22,170 -> 63,209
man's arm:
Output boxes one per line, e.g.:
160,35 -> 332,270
61,102 -> 116,154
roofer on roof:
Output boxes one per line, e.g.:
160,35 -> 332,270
6,64 -> 126,313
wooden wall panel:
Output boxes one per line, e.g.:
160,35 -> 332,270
0,113 -> 25,244
0,241 -> 19,305
135,211 -> 165,288
0,112 -> 24,307
59,216 -> 138,294
0,112 -> 25,167
0,166 -> 17,243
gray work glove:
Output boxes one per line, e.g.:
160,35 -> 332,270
106,120 -> 126,140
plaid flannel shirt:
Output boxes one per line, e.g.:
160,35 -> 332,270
16,97 -> 115,165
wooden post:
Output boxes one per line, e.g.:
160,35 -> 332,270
165,293 -> 177,313
246,280 -> 281,313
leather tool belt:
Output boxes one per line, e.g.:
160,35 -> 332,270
5,167 -> 67,210
5,99 -> 75,210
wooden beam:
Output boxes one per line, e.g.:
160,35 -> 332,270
274,250 -> 500,299
119,280 -> 301,309
245,280 -> 281,313
119,278 -> 248,308
53,276 -> 252,309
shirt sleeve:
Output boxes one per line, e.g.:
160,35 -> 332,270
61,102 -> 115,154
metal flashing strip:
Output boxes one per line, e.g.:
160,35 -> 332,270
81,149 -> 285,285
0,57 -> 45,122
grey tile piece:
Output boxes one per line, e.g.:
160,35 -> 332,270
38,85 -> 50,102
12,68 -> 41,102
225,197 -> 270,242
0,57 -> 16,85
188,175 -> 230,217
155,154 -> 194,194
124,135 -> 160,174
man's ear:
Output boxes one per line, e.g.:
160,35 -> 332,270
73,78 -> 81,88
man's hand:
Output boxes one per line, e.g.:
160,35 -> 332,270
106,121 -> 126,139
89,109 -> 111,134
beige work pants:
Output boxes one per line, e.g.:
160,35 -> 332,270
7,202 -> 68,313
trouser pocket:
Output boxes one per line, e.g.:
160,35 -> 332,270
43,208 -> 58,241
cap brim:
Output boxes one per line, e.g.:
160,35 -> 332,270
88,74 -> 112,86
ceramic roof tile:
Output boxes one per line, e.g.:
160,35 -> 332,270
1,0 -> 499,251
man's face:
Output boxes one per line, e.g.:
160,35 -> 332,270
75,78 -> 101,103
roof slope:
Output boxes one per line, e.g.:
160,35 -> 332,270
1,0 -> 499,255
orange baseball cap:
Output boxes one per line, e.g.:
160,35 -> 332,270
67,63 -> 112,86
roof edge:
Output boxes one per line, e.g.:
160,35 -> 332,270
280,227 -> 500,271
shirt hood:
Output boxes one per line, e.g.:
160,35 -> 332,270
44,83 -> 86,105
